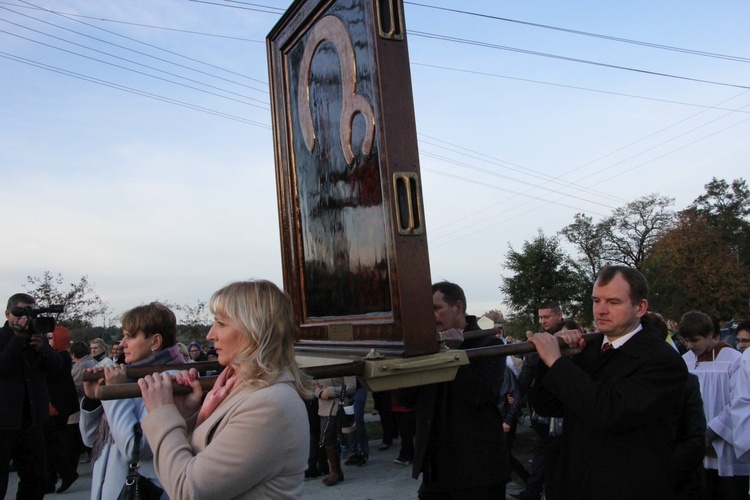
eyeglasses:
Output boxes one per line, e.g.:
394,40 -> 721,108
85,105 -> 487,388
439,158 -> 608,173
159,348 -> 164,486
738,338 -> 750,344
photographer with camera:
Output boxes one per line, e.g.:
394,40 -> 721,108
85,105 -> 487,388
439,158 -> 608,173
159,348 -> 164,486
0,292 -> 63,499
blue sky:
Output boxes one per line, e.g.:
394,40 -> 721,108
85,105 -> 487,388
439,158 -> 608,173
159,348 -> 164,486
2,0 -> 748,323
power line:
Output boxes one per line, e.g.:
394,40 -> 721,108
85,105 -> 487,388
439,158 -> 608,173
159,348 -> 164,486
17,0 -> 269,88
410,30 -> 750,91
0,51 -> 271,128
0,1 -> 265,42
405,2 -> 750,63
0,27 -> 270,110
0,12 -> 270,108
411,62 -> 750,115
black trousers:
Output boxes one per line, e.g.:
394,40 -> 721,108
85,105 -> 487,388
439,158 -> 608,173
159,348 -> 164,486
0,425 -> 47,500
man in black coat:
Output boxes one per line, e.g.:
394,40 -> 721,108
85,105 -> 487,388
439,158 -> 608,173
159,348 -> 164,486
528,266 -> 687,500
0,293 -> 62,499
400,281 -> 510,499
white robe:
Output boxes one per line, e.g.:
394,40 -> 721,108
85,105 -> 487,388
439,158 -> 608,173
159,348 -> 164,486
684,347 -> 750,476
708,348 -> 750,473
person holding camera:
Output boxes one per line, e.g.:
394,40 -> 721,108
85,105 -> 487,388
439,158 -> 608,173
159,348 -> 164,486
0,292 -> 63,499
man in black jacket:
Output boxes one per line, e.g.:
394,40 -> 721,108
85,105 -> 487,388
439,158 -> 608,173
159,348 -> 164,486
0,293 -> 62,499
529,266 -> 687,500
401,281 -> 510,499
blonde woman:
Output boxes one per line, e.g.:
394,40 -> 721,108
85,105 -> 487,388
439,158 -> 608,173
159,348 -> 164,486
138,280 -> 312,499
89,338 -> 114,368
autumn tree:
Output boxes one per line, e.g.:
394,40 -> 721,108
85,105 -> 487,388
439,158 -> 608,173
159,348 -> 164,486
643,211 -> 750,320
500,230 -> 587,330
644,178 -> 750,320
24,271 -> 109,329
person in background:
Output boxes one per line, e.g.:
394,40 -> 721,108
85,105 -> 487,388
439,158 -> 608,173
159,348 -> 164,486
1,293 -> 62,499
734,321 -> 750,353
81,302 -> 182,500
44,326 -> 81,494
188,342 -> 208,362
177,342 -> 191,362
400,281 -> 510,499
314,376 -> 356,486
69,341 -> 95,466
706,338 -> 750,497
89,338 -> 114,367
643,312 -> 706,499
138,280 -> 312,498
680,311 -> 749,499
344,379 -> 370,467
391,392 -> 416,466
111,341 -> 124,363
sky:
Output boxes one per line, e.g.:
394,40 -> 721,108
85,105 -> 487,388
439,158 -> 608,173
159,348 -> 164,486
1,0 -> 749,325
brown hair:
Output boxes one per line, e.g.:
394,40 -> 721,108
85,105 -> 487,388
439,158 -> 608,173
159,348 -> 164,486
121,302 -> 177,349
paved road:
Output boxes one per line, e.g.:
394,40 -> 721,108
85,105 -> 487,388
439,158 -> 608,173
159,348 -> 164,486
8,440 -> 524,499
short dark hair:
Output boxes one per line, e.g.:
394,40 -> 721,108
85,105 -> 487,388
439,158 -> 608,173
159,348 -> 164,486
643,311 -> 669,341
70,340 -> 89,359
736,320 -> 750,335
6,293 -> 35,311
561,319 -> 580,331
432,281 -> 467,313
596,265 -> 649,305
679,310 -> 714,339
121,302 -> 177,348
539,300 -> 561,313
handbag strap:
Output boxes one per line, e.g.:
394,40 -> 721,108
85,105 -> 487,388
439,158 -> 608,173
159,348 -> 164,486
128,423 -> 143,472
339,380 -> 347,405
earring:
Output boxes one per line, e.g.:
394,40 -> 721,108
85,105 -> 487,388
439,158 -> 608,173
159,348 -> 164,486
151,346 -> 157,353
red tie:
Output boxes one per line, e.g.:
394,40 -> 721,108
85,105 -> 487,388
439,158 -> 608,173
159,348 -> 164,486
601,342 -> 614,353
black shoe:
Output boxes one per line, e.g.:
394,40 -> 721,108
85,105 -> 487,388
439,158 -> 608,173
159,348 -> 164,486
56,472 -> 79,493
358,454 -> 369,467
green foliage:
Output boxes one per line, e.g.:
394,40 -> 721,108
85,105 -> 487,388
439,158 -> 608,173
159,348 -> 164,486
500,230 -> 586,330
560,213 -> 606,280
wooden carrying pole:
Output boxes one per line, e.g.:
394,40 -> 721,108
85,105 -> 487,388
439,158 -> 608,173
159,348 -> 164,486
95,333 -> 602,400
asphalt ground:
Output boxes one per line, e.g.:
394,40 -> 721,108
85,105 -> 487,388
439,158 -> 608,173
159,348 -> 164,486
8,438 -> 526,500
8,412 -> 528,499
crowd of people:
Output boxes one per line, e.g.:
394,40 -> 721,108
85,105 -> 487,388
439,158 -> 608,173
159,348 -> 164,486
2,266 -> 749,499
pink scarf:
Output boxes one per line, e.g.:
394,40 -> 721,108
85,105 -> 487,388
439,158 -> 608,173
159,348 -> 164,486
197,366 -> 242,427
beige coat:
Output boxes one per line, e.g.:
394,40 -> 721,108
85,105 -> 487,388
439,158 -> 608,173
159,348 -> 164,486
142,371 -> 308,499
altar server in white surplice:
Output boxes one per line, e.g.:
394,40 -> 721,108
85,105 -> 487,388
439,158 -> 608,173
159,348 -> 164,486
679,311 -> 749,498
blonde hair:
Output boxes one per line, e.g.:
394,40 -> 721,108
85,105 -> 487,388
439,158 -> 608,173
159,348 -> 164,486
90,338 -> 109,355
209,280 -> 312,399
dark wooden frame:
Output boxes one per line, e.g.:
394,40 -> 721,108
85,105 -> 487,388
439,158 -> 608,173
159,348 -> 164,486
267,0 -> 436,357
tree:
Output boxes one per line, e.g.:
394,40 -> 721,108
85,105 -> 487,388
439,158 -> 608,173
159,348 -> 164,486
178,300 -> 211,343
500,230 -> 587,330
24,271 -> 109,329
643,211 -> 750,320
686,177 -> 750,267
599,194 -> 675,269
482,309 -> 504,322
560,212 -> 606,280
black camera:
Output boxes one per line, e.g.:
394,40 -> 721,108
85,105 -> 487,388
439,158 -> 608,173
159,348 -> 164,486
10,304 -> 64,336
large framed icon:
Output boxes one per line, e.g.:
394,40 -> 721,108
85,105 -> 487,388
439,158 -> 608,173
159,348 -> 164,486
267,0 -> 436,357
